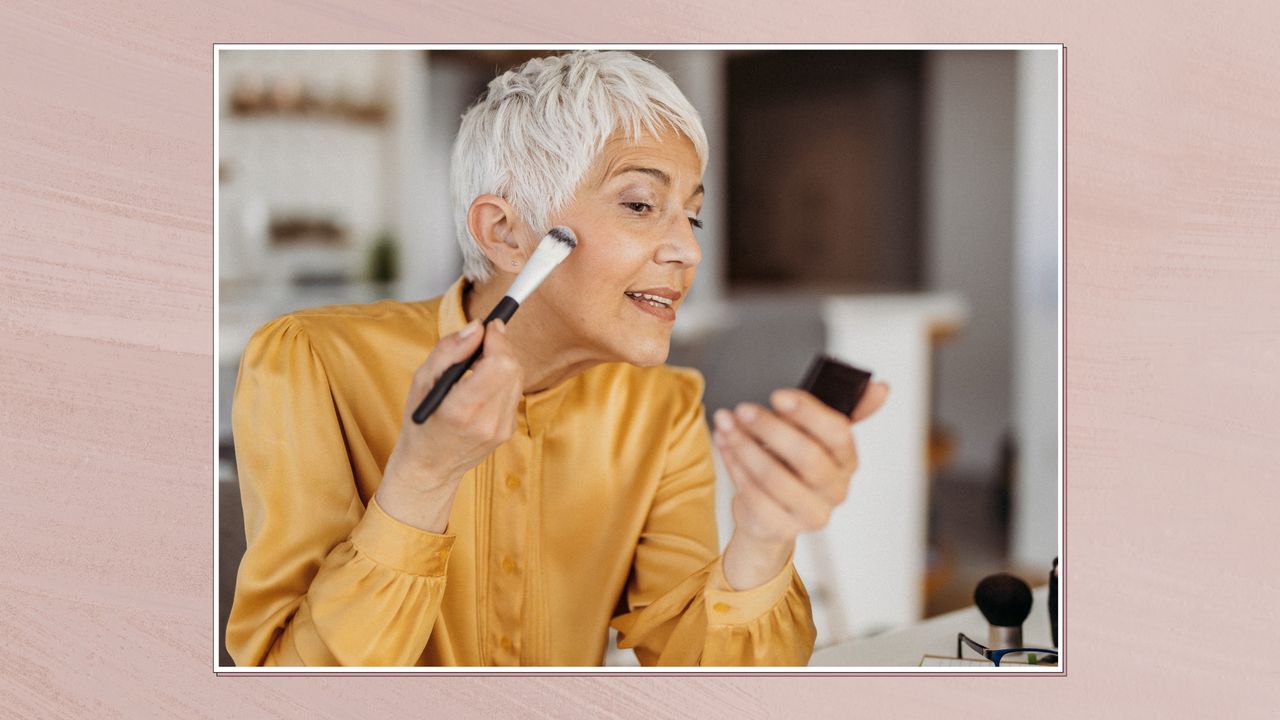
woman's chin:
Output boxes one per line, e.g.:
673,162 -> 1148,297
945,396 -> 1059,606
616,337 -> 671,368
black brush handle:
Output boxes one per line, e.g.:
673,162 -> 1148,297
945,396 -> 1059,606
411,296 -> 519,424
1049,557 -> 1059,648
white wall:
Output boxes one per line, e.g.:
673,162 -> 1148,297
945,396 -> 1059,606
395,53 -> 469,301
1011,50 -> 1062,566
923,49 -> 1060,562
217,50 -> 391,287
922,51 -> 1018,481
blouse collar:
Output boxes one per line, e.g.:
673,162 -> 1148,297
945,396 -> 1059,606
437,276 -> 573,434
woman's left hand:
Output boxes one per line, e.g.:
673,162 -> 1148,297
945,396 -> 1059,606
714,382 -> 889,589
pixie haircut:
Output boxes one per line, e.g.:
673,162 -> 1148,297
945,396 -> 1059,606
451,50 -> 709,282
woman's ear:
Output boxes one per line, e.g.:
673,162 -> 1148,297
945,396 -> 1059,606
467,195 -> 529,273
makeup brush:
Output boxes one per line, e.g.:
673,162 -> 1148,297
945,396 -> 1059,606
974,573 -> 1034,650
411,226 -> 578,425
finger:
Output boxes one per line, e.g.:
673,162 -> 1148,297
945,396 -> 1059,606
717,433 -> 800,539
435,319 -> 485,369
467,320 -> 521,392
724,440 -> 833,533
851,381 -> 890,424
714,427 -> 752,493
475,318 -> 514,367
770,389 -> 858,466
716,424 -> 765,496
415,318 -> 492,398
731,402 -> 840,494
451,322 -> 520,401
412,319 -> 484,392
403,321 -> 486,421
714,410 -> 833,528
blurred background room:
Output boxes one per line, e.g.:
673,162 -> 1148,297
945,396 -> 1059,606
216,47 -> 1060,666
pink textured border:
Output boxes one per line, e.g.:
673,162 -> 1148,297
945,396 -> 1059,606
4,1 -> 1279,716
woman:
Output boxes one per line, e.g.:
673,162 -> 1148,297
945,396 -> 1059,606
226,50 -> 888,667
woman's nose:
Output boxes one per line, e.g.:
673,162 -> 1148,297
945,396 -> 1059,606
655,216 -> 702,268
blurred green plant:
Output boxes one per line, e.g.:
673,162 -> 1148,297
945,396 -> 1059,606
367,231 -> 398,284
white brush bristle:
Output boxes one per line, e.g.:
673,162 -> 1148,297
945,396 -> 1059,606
506,226 -> 578,303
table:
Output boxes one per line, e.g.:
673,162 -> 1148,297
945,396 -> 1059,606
809,585 -> 1055,667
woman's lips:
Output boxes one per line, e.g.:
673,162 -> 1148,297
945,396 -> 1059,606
622,289 -> 675,320
627,287 -> 682,303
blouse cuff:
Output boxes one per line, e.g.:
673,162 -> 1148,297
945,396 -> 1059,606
703,554 -> 797,626
350,496 -> 456,577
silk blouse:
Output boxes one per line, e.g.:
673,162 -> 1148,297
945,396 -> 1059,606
225,277 -> 816,666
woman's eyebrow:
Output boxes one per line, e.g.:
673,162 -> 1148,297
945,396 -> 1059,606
610,165 -> 705,200
612,165 -> 669,185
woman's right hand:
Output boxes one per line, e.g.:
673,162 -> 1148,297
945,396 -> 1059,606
376,318 -> 524,532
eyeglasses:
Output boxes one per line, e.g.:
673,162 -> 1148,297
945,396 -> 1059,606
957,633 -> 1059,667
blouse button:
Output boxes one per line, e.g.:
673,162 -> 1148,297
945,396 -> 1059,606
505,475 -> 521,490
501,556 -> 518,573
500,636 -> 513,651
713,602 -> 732,613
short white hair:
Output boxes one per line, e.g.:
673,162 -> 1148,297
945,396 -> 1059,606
451,50 -> 709,282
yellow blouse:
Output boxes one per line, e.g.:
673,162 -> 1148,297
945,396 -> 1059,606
226,277 -> 816,667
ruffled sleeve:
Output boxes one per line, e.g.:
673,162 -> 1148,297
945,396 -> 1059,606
225,316 -> 453,666
608,369 -> 817,666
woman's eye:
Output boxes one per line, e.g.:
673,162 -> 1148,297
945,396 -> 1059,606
688,217 -> 704,230
623,202 -> 653,214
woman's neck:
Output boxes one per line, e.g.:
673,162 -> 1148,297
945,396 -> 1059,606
463,277 -> 601,394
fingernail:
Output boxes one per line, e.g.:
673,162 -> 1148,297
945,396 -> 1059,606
713,409 -> 735,431
735,403 -> 757,422
459,320 -> 480,338
492,319 -> 506,333
773,391 -> 798,413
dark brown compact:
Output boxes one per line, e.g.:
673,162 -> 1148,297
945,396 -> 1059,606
798,355 -> 873,417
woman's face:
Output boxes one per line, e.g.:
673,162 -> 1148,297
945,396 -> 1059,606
532,127 -> 703,368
